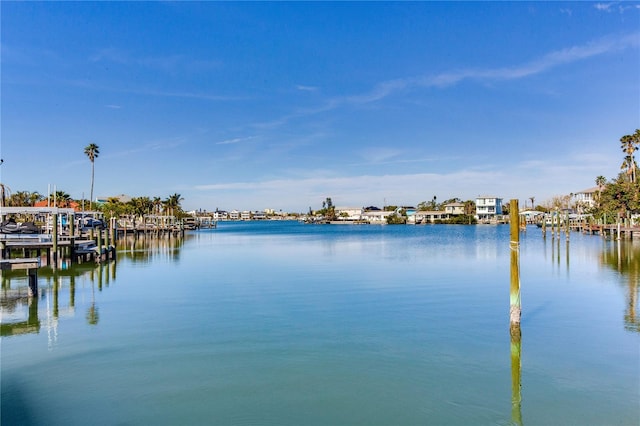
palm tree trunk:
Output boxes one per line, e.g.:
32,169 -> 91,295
90,161 -> 95,209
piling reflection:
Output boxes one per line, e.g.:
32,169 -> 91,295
0,293 -> 39,336
0,260 -> 115,337
116,233 -> 187,264
511,327 -> 523,426
600,241 -> 640,332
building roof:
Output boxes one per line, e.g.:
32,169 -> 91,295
576,187 -> 599,194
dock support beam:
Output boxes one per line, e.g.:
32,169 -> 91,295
52,213 -> 58,265
509,199 -> 521,332
28,268 -> 38,297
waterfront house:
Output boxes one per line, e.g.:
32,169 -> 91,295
241,211 -> 252,221
475,196 -> 503,222
213,210 -> 228,221
519,209 -> 544,224
414,210 -> 451,224
443,202 -> 466,216
362,210 -> 393,224
574,187 -> 599,209
229,210 -> 240,220
252,211 -> 266,220
96,194 -> 132,204
335,207 -> 364,221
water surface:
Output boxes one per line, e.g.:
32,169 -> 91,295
2,222 -> 638,425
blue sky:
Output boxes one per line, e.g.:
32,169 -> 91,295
1,2 -> 638,212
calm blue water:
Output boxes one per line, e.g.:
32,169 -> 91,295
1,222 -> 638,425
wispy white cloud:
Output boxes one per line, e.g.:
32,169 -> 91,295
560,8 -> 573,16
190,150 -> 618,211
296,85 -> 319,92
418,32 -> 639,88
89,48 -> 221,72
257,32 -> 639,130
105,104 -> 122,109
216,136 -> 257,145
594,2 -> 640,13
594,3 -> 614,12
67,79 -> 244,101
357,147 -> 403,164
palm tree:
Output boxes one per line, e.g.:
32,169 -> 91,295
163,193 -> 184,217
595,175 -> 607,207
152,197 -> 162,215
84,143 -> 100,209
620,132 -> 639,183
0,183 -> 10,207
49,190 -> 72,208
28,191 -> 43,206
529,197 -> 535,210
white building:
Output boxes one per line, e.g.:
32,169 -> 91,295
362,210 -> 393,224
414,211 -> 451,224
475,196 -> 503,221
443,202 -> 465,216
335,207 -> 364,221
574,187 -> 599,209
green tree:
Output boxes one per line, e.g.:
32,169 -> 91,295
594,173 -> 640,221
163,193 -> 184,217
153,197 -> 163,215
464,200 -> 476,216
595,175 -> 607,208
8,190 -> 31,206
100,197 -> 130,220
29,191 -> 43,206
386,212 -> 406,224
49,190 -> 72,207
129,196 -> 153,218
0,183 -> 10,207
620,130 -> 639,184
84,143 -> 100,209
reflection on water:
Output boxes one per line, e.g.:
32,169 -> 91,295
511,327 -> 522,426
600,240 -> 640,332
116,233 -> 187,264
1,223 -> 638,426
0,260 -> 116,337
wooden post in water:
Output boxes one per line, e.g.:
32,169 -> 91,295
111,217 -> 117,244
509,199 -> 521,332
27,267 -> 38,297
97,229 -> 103,261
511,328 -> 523,426
69,214 -> 76,260
70,275 -> 76,308
52,213 -> 58,265
53,274 -> 60,318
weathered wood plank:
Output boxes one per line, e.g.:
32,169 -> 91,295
0,258 -> 40,270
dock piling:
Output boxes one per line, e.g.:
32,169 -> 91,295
509,199 -> 521,332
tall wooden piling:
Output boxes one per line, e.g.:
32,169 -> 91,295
509,199 -> 521,331
28,267 -> 38,297
511,329 -> 523,426
69,214 -> 76,259
52,213 -> 58,264
97,229 -> 103,261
